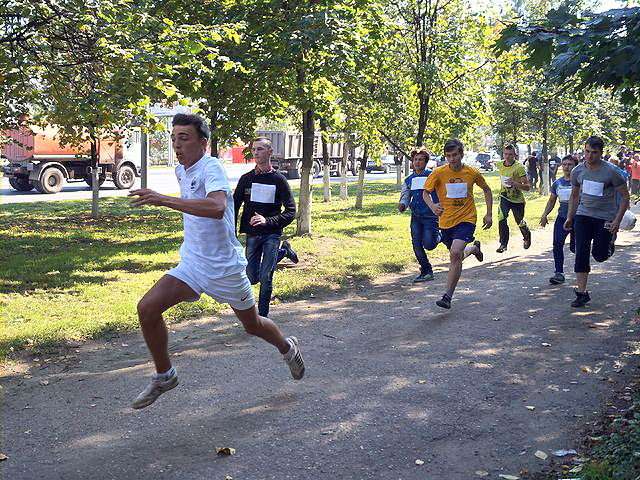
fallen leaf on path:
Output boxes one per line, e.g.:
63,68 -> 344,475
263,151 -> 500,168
498,475 -> 519,480
553,449 -> 577,457
225,476 -> 233,480
534,450 -> 548,460
525,405 -> 535,411
475,470 -> 489,477
415,459 -> 424,465
569,465 -> 583,473
216,447 -> 236,456
320,430 -> 334,435
0,453 -> 7,461
121,343 -> 129,347
580,366 -> 592,373
541,343 -> 551,347
417,380 -> 427,384
39,380 -> 49,386
322,334 -> 338,340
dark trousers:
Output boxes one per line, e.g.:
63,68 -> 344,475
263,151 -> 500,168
498,197 -> 531,247
553,216 -> 575,273
246,233 -> 286,317
528,170 -> 538,188
573,215 -> 613,273
410,215 -> 440,274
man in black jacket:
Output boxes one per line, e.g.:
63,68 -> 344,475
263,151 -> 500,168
233,137 -> 298,317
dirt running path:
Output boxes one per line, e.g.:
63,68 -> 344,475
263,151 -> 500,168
2,224 -> 639,480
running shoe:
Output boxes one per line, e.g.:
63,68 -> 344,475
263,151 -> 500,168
496,244 -> 507,253
284,336 -> 305,380
549,272 -> 565,285
132,369 -> 179,409
571,290 -> 591,308
473,241 -> 484,262
281,240 -> 299,264
413,272 -> 434,283
523,233 -> 531,249
436,294 -> 452,309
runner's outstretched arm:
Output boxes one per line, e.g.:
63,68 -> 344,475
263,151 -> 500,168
564,186 -> 581,231
423,189 -> 444,216
540,194 -> 558,227
129,188 -> 227,219
480,185 -> 493,229
608,185 -> 630,233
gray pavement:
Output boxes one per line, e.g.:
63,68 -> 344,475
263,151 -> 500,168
2,225 -> 639,480
0,165 -> 398,204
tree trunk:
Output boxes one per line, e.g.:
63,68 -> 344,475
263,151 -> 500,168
396,157 -> 402,188
90,137 -> 99,219
296,109 -> 314,236
568,134 -> 574,154
210,111 -> 219,157
340,135 -> 349,200
355,144 -> 369,209
320,119 -> 331,203
404,156 -> 410,176
541,107 -> 550,195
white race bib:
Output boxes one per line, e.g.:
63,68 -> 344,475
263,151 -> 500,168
411,176 -> 426,190
582,179 -> 604,197
557,187 -> 571,202
500,175 -> 512,187
445,182 -> 468,199
250,183 -> 276,203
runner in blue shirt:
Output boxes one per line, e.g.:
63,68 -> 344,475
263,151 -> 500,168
398,147 -> 441,282
539,155 -> 578,285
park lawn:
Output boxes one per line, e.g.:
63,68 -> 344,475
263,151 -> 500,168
0,172 -> 554,358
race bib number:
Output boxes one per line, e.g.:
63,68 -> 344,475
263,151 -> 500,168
250,183 -> 276,203
557,187 -> 571,202
411,176 -> 426,190
582,179 -> 604,197
445,182 -> 468,199
500,175 -> 512,187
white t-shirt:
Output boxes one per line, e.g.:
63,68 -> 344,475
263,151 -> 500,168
175,155 -> 247,279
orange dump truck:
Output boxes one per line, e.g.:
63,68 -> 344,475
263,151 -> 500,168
1,125 -> 140,193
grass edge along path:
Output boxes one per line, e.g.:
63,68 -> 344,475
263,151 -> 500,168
1,174 -> 552,360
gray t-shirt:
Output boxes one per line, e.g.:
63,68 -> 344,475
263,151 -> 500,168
571,161 -> 625,220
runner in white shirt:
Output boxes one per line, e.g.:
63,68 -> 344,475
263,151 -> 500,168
128,114 -> 305,409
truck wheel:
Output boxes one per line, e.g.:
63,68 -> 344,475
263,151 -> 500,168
9,177 -> 34,192
113,165 -> 136,189
312,161 -> 322,178
39,168 -> 65,194
85,175 -> 106,188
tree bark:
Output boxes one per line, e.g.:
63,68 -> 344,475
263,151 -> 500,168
355,144 -> 369,209
90,136 -> 99,219
320,118 -> 331,203
340,135 -> 349,200
209,111 -> 219,157
296,109 -> 314,236
541,106 -> 550,195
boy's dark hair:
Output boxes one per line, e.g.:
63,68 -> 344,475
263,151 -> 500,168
504,144 -> 516,152
443,139 -> 464,154
410,146 -> 430,161
561,154 -> 578,165
251,136 -> 273,149
172,113 -> 210,140
585,135 -> 604,152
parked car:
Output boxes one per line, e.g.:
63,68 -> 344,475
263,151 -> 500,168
366,154 -> 396,174
475,152 -> 494,171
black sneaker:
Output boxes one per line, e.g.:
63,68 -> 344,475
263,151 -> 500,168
549,272 -> 565,285
281,240 -> 299,264
523,232 -> 531,250
496,244 -> 507,253
436,294 -> 452,309
473,241 -> 484,262
413,271 -> 434,283
571,290 -> 591,308
608,234 -> 616,258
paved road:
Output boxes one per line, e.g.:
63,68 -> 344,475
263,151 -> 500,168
0,165 -> 399,204
2,222 -> 639,480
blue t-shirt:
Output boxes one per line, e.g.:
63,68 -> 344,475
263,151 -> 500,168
550,177 -> 572,218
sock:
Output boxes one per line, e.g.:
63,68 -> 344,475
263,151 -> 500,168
154,366 -> 176,381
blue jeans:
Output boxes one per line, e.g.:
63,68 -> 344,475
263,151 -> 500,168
553,216 -> 575,273
245,233 -> 286,317
410,216 -> 440,274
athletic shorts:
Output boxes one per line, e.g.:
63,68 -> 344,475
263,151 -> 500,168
167,262 -> 255,310
440,221 -> 476,249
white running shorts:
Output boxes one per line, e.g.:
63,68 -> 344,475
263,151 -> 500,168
167,262 -> 255,310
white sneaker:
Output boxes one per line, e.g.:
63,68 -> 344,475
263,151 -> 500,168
283,337 -> 305,380
132,370 -> 179,409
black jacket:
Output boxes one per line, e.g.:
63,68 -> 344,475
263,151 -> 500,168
233,169 -> 296,236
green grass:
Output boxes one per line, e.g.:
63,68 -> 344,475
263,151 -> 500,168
0,173 -> 553,358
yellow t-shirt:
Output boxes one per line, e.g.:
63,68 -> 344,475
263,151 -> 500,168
424,164 -> 489,229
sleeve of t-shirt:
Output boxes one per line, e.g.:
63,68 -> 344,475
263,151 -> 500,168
424,170 -> 437,193
399,179 -> 410,206
570,168 -> 580,187
474,169 -> 489,189
610,167 -> 626,188
204,159 -> 231,195
516,164 -> 526,178
550,180 -> 558,196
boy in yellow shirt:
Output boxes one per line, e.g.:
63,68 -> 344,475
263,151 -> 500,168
423,139 -> 493,309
